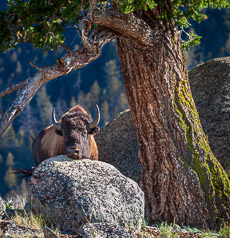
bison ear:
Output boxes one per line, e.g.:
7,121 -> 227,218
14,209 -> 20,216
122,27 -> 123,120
89,126 -> 100,135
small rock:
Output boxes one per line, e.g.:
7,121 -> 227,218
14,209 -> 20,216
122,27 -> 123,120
0,197 -> 6,219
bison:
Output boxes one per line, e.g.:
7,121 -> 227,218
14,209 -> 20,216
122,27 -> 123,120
32,104 -> 100,165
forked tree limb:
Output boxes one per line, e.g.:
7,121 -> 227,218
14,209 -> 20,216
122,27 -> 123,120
0,27 -> 115,138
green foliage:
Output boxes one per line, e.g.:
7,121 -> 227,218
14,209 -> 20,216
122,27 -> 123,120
0,0 -> 89,52
0,0 -> 229,52
118,0 -> 229,49
118,0 -> 157,13
219,223 -> 230,238
200,231 -> 214,238
180,29 -> 202,50
141,218 -> 148,227
157,222 -> 179,238
119,0 -> 230,24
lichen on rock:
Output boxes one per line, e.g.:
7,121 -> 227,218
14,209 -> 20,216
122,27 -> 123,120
28,155 -> 144,236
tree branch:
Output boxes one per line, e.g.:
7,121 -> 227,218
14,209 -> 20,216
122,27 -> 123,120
93,9 -> 162,47
0,27 -> 115,138
78,0 -> 98,53
0,78 -> 31,99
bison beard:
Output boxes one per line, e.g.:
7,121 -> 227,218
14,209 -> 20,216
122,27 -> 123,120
13,105 -> 100,177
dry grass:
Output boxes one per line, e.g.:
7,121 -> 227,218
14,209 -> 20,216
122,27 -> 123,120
13,210 -> 45,230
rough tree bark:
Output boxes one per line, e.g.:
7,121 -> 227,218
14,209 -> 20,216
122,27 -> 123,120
117,12 -> 230,229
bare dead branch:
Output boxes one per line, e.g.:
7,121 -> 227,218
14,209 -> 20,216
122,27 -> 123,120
0,26 -> 115,138
79,0 -> 98,53
93,9 -> 161,47
88,0 -> 97,19
59,44 -> 72,54
0,78 -> 31,99
28,61 -> 40,71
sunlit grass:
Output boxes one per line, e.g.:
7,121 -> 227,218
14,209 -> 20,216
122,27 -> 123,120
13,210 -> 45,230
219,222 -> 230,238
157,222 -> 179,238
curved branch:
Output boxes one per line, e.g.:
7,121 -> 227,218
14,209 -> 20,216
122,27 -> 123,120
93,9 -> 162,47
0,78 -> 31,99
0,27 -> 115,138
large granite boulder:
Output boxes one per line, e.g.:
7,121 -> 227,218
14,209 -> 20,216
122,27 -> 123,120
95,110 -> 142,183
28,156 -> 144,237
189,57 -> 230,173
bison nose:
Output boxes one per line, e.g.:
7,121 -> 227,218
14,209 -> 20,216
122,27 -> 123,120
67,148 -> 81,160
74,149 -> 80,155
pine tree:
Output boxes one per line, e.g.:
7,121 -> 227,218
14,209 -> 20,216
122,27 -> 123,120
0,154 -> 3,164
104,59 -> 127,116
70,96 -> 77,108
5,152 -> 14,167
4,168 -> 16,189
36,85 -> 53,127
89,80 -> 100,107
101,100 -> 110,125
118,92 -> 129,112
55,99 -> 67,119
0,125 -> 18,149
77,91 -> 87,109
18,103 -> 38,137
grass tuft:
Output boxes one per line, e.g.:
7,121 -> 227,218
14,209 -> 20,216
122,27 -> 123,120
219,222 -> 230,238
157,222 -> 179,238
13,210 -> 45,230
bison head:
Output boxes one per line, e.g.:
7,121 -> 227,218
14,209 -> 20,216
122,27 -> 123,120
52,105 -> 100,159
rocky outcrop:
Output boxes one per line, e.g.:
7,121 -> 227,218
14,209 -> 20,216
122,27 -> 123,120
28,155 -> 144,237
95,110 -> 142,183
189,57 -> 230,173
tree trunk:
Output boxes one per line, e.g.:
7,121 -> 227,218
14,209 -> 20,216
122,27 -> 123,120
117,14 -> 230,229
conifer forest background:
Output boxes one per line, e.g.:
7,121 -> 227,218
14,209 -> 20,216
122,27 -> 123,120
0,7 -> 230,198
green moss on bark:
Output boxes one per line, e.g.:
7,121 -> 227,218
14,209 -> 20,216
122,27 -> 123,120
174,77 -> 230,227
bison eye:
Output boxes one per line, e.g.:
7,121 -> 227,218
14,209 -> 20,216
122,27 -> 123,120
81,131 -> 87,137
89,126 -> 100,135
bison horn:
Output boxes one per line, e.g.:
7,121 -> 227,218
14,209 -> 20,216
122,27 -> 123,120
52,108 -> 61,131
89,105 -> 100,129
